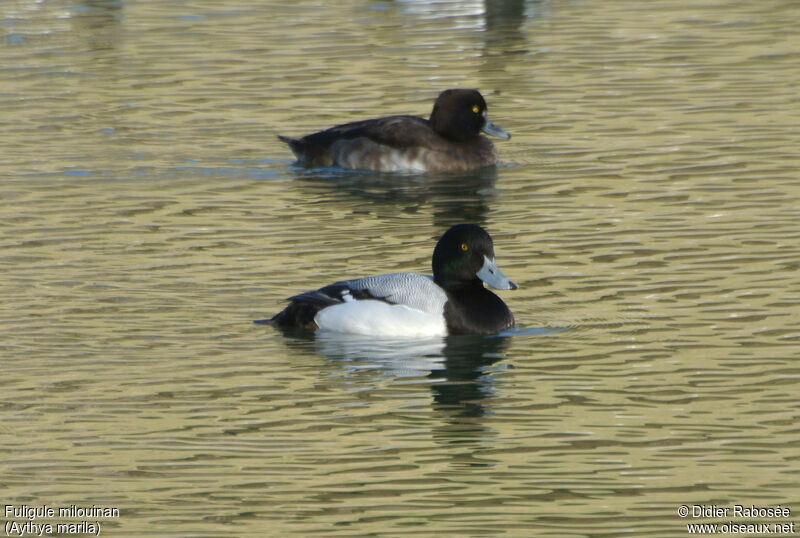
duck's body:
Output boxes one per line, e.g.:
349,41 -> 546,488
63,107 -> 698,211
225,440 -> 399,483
272,273 -> 448,337
263,224 -> 517,337
278,90 -> 510,173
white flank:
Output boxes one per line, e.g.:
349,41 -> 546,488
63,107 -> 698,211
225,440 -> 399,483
314,300 -> 447,338
381,150 -> 427,172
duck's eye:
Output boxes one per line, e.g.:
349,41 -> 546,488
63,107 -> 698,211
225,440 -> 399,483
471,104 -> 480,114
460,243 -> 469,251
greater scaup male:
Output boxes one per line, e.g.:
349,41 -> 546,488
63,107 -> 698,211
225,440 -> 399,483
262,224 -> 517,337
278,89 -> 511,173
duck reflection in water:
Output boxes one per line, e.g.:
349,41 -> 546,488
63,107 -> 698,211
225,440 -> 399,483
271,328 -> 511,418
429,335 -> 510,418
290,165 -> 500,231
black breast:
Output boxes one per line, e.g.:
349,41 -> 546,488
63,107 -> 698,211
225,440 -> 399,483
443,288 -> 514,335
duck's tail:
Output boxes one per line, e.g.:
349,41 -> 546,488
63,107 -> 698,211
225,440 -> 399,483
256,288 -> 343,329
277,135 -> 304,158
277,134 -> 333,166
277,134 -> 298,145
256,302 -> 322,330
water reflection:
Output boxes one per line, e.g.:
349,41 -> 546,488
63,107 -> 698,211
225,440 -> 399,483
393,0 -> 487,30
484,0 -> 544,50
69,0 -> 123,54
315,332 -> 447,376
272,326 -> 511,418
290,166 -> 499,227
429,334 -> 510,418
392,0 -> 546,31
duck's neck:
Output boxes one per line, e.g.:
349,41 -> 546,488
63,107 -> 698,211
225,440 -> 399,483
442,284 -> 514,335
434,275 -> 483,290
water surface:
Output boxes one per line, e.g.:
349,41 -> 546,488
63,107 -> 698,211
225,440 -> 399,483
1,0 -> 799,536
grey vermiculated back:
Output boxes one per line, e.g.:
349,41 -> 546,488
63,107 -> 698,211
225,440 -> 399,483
345,273 -> 447,314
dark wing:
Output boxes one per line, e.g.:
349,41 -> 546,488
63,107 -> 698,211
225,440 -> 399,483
292,282 -> 392,305
286,116 -> 436,149
261,280 -> 392,329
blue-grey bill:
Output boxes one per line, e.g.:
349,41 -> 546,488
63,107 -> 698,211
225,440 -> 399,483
476,256 -> 517,290
482,118 -> 511,140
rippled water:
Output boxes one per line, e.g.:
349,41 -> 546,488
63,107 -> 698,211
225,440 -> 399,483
2,0 -> 799,536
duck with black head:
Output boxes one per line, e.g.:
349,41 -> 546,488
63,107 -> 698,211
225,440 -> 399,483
260,224 -> 517,337
278,89 -> 510,173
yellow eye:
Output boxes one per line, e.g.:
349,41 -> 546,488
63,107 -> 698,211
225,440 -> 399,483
471,105 -> 480,114
460,243 -> 469,251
